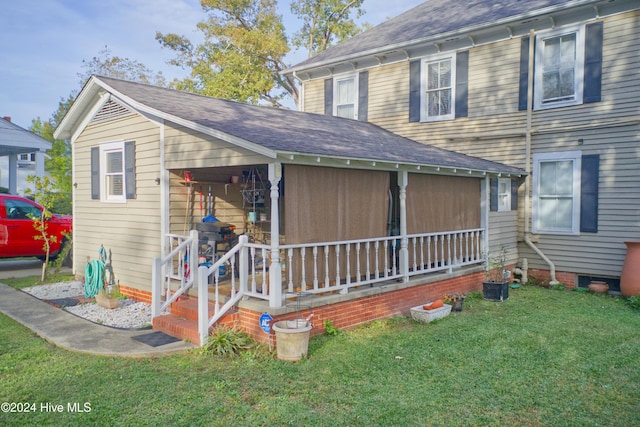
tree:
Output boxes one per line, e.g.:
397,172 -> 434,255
157,0 -> 294,106
25,176 -> 61,281
78,46 -> 167,87
156,0 -> 366,107
291,0 -> 365,57
30,95 -> 74,215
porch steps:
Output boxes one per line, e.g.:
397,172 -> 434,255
152,296 -> 215,345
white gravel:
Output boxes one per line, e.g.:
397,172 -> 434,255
22,281 -> 152,329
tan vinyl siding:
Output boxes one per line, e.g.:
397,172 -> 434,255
300,10 -> 640,280
523,123 -> 640,277
164,123 -> 270,169
73,114 -> 162,292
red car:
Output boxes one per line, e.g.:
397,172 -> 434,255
0,194 -> 72,260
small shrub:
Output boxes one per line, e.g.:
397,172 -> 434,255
573,287 -> 588,293
625,295 -> 640,310
201,327 -> 255,357
324,319 -> 340,336
550,283 -> 566,291
526,275 -> 547,288
466,291 -> 482,301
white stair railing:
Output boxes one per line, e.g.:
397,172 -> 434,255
151,230 -> 198,318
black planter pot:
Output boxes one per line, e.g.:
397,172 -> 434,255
483,281 -> 509,302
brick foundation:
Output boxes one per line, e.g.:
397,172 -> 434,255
527,268 -> 577,289
243,270 -> 486,345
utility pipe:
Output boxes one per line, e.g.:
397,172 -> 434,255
524,29 -> 559,285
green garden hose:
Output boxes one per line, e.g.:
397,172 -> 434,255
84,246 -> 107,298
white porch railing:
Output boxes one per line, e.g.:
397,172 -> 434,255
151,230 -> 198,318
154,228 -> 485,345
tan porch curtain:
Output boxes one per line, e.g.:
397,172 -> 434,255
406,174 -> 480,233
285,165 -> 390,243
284,165 -> 390,287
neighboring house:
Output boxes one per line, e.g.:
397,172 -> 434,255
54,75 -> 524,344
0,116 -> 50,195
284,0 -> 640,292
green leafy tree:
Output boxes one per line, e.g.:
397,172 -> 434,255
25,176 -> 60,281
291,0 -> 365,57
156,0 -> 366,107
157,0 -> 294,106
30,95 -> 74,215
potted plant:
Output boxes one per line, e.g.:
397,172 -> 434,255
444,293 -> 466,311
483,248 -> 510,302
95,284 -> 123,309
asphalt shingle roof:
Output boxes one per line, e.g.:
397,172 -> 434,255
288,0 -> 580,72
96,76 -> 524,175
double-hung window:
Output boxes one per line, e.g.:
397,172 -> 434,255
497,179 -> 512,212
422,54 -> 455,121
100,141 -> 126,203
534,25 -> 585,109
333,74 -> 358,119
532,151 -> 581,234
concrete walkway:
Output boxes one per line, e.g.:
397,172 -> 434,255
0,283 -> 195,357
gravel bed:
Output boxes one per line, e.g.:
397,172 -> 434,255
22,281 -> 152,329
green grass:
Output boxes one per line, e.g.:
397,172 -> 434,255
1,286 -> 639,426
0,273 -> 76,290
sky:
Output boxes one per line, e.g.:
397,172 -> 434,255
0,0 -> 424,130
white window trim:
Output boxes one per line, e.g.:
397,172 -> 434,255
421,52 -> 456,122
497,178 -> 511,212
333,72 -> 359,120
100,140 -> 126,204
532,151 -> 582,235
534,24 -> 585,110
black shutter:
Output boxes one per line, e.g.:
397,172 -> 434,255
511,179 -> 519,211
584,22 -> 603,103
324,78 -> 333,115
455,51 -> 469,118
125,141 -> 136,200
358,71 -> 368,122
518,37 -> 531,111
580,154 -> 599,233
91,146 -> 100,200
409,60 -> 421,122
489,178 -> 498,212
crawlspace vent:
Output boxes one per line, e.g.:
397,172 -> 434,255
91,99 -> 134,123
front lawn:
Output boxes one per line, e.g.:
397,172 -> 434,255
0,285 -> 638,426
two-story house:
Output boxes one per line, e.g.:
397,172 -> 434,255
284,0 -> 640,292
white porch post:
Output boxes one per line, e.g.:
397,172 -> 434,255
481,176 -> 490,268
8,153 -> 17,194
268,162 -> 282,308
398,171 -> 409,282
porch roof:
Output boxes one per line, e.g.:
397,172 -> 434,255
56,76 -> 525,176
0,117 -> 51,156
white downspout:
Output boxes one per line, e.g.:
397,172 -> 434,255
523,29 -> 559,285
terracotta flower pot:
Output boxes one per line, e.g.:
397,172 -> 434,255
621,241 -> 640,297
588,281 -> 608,294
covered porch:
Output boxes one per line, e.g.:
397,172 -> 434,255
152,156 -> 506,344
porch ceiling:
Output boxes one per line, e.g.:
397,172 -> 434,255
56,76 -> 525,177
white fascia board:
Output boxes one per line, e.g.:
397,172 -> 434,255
276,151 -> 512,177
54,76 -> 102,141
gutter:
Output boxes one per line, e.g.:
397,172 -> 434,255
523,29 -> 559,285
